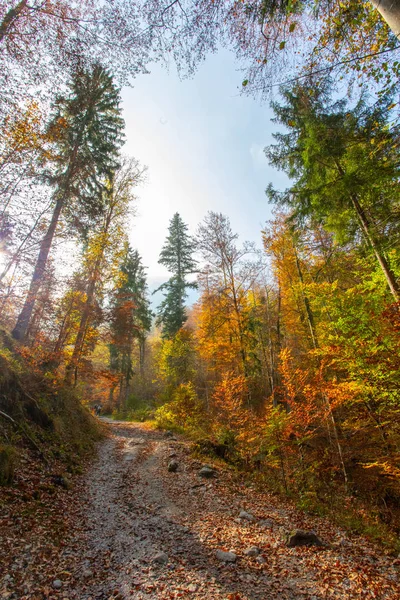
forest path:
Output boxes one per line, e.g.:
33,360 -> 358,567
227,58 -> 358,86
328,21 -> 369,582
68,420 -> 399,599
2,420 -> 400,599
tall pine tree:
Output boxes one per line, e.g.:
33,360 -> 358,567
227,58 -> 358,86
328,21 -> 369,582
156,213 -> 197,338
12,63 -> 124,340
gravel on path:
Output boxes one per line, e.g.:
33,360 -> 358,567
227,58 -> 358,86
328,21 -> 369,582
2,420 -> 400,599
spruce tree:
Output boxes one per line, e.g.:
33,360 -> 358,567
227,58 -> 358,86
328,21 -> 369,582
266,85 -> 400,302
110,245 -> 153,379
12,64 -> 124,340
156,213 -> 197,338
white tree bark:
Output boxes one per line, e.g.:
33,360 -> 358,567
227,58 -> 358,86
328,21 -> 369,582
370,0 -> 400,38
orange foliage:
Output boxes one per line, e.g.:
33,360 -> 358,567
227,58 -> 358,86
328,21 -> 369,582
193,294 -> 242,375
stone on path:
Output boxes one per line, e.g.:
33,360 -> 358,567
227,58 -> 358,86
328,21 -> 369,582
244,546 -> 260,557
199,466 -> 215,478
259,518 -> 274,528
287,530 -> 324,547
52,580 -> 62,589
82,569 -> 93,578
153,552 -> 169,565
239,510 -> 256,522
216,549 -> 237,563
256,555 -> 267,564
168,460 -> 178,472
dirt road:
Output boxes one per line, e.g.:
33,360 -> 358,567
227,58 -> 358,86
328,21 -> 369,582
70,421 -> 399,599
1,420 -> 400,599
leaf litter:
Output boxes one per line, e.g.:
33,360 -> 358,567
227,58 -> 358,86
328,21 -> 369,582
1,420 -> 399,599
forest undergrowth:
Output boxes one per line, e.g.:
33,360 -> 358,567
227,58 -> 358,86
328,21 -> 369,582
0,330 -> 101,490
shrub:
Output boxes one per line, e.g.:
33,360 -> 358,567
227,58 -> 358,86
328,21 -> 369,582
154,382 -> 205,434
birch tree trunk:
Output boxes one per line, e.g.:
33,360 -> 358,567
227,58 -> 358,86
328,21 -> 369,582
370,0 -> 400,39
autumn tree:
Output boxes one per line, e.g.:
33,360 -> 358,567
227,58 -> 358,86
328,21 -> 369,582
64,157 -> 145,385
109,244 -> 152,405
12,64 -> 124,341
142,1 -> 400,95
262,210 -> 400,499
196,212 -> 265,378
2,0 -> 400,116
0,99 -> 57,295
156,213 -> 197,338
51,274 -> 89,362
0,1 -> 154,104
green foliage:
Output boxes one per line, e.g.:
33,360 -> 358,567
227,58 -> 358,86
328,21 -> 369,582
156,278 -> 189,339
154,382 -> 205,434
154,403 -> 180,432
266,84 -> 400,246
111,393 -> 155,422
112,407 -> 154,422
48,63 -> 125,235
158,329 -> 196,389
266,83 -> 400,300
213,428 -> 239,463
156,213 -> 197,338
109,244 -> 152,383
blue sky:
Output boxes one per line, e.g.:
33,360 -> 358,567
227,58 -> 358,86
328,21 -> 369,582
121,48 -> 288,292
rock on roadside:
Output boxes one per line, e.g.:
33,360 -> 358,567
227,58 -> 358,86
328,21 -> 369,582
168,460 -> 178,472
239,510 -> 256,522
199,466 -> 215,478
287,530 -> 324,547
216,549 -> 237,563
153,552 -> 169,565
244,546 -> 260,557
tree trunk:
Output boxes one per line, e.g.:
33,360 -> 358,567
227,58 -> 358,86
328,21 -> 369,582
12,134 -> 80,341
64,276 -> 96,385
139,337 -> 145,377
12,194 -> 64,340
350,192 -> 400,302
65,201 -> 113,384
334,160 -> 400,302
264,286 -> 276,401
370,0 -> 400,39
273,286 -> 283,408
229,271 -> 248,377
53,302 -> 74,358
0,0 -> 28,42
292,236 -> 349,489
293,244 -> 319,349
0,207 -> 49,285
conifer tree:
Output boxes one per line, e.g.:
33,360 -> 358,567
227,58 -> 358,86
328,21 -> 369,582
266,85 -> 400,302
156,213 -> 197,338
12,64 -> 124,340
110,245 -> 153,400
